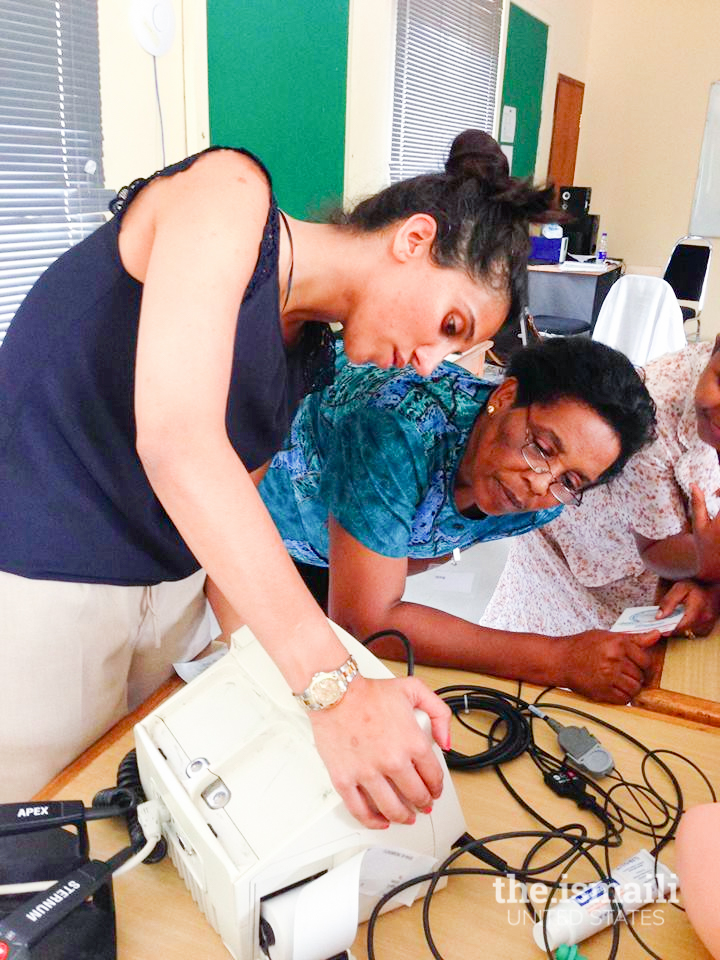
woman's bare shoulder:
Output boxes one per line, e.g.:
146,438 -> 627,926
169,148 -> 270,198
119,149 -> 271,280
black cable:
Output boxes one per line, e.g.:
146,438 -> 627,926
530,697 -> 691,855
92,749 -> 166,863
435,684 -> 531,769
363,681 -> 715,960
643,748 -> 717,803
366,829 -> 625,960
84,801 -> 135,821
361,629 -> 415,675
104,843 -> 140,874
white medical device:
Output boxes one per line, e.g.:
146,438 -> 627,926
134,623 -> 466,960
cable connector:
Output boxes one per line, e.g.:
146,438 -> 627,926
555,946 -> 588,960
528,706 -> 614,777
555,726 -> 614,777
543,768 -> 594,810
113,800 -> 166,877
453,832 -> 509,873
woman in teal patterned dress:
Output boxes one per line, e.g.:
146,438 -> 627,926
253,336 -> 662,704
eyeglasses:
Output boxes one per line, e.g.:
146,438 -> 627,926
521,421 -> 583,507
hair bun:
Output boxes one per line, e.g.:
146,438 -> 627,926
445,129 -> 509,184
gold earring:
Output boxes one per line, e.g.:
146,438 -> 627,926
487,403 -> 496,415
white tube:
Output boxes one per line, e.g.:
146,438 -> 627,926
532,850 -> 678,951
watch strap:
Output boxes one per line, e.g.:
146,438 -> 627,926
293,654 -> 359,710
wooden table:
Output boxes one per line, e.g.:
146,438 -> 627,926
35,665 -> 720,960
634,620 -> 720,727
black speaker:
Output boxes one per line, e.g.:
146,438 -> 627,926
559,186 -> 591,218
564,213 -> 599,256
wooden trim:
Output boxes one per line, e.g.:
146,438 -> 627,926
633,581 -> 720,727
633,687 -> 720,727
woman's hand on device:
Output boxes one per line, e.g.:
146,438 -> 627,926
308,676 -> 451,828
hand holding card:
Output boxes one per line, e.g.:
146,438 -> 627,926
611,605 -> 685,635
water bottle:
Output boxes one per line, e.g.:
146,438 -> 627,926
596,231 -> 608,263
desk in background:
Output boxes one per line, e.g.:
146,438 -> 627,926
528,261 -> 622,332
35,664 -> 719,960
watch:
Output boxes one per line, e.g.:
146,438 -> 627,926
293,654 -> 360,711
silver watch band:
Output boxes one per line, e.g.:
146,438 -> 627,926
293,654 -> 359,711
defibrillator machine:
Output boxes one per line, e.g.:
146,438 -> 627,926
134,623 -> 466,960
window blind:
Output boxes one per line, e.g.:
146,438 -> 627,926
390,0 -> 503,182
0,0 -> 113,343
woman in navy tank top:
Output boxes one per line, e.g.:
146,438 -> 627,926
0,131 -> 554,821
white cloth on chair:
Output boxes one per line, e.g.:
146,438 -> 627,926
592,275 -> 686,366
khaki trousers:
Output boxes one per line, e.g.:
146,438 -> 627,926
0,568 -> 210,801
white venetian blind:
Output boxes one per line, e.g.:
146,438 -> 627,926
0,0 -> 114,343
390,0 -> 503,182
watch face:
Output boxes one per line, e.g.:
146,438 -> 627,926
312,675 -> 343,708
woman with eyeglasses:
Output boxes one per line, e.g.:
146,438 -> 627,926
483,337 -> 720,642
208,336 -> 659,705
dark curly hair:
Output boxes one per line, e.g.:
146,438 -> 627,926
506,337 -> 657,483
332,130 -> 556,330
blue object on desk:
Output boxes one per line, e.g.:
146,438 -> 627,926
530,236 -> 568,264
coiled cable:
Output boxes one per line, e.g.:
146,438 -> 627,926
92,749 -> 166,863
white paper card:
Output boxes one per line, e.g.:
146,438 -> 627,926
611,605 -> 684,635
500,105 -> 517,142
431,569 -> 476,594
174,640 -> 229,682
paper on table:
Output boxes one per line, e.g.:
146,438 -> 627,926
173,640 -> 229,682
611,605 -> 685,635
557,261 -> 607,273
431,568 -> 476,594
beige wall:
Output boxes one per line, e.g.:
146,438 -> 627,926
575,0 -> 720,339
98,0 -> 208,193
99,1 -> 719,340
344,0 -> 397,205
508,0 -> 594,182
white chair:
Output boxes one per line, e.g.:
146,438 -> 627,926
591,274 -> 686,366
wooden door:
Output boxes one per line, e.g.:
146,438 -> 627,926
547,74 -> 584,192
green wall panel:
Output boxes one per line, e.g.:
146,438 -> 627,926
207,0 -> 349,218
500,4 -> 548,178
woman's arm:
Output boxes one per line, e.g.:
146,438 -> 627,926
131,150 -> 449,828
634,529 -> 698,580
634,486 -> 720,583
328,517 -> 659,704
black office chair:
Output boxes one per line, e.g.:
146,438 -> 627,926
532,314 -> 591,337
662,236 -> 713,340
